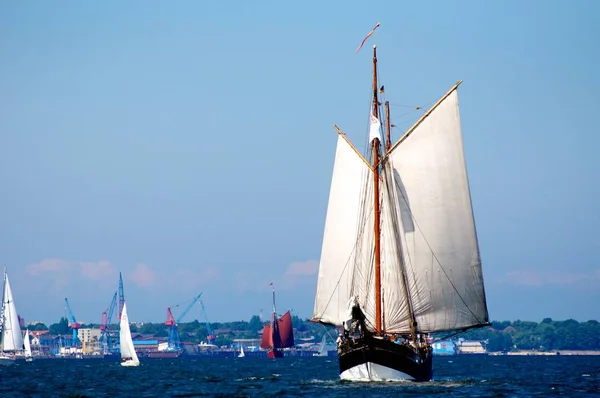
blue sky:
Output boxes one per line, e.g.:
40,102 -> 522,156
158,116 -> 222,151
1,1 -> 598,325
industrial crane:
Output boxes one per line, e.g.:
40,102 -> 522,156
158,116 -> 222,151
99,291 -> 118,353
64,298 -> 81,347
200,300 -> 216,343
165,293 -> 203,351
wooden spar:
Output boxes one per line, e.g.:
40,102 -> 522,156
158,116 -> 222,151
385,101 -> 391,152
371,45 -> 382,334
381,80 -> 463,164
333,125 -> 373,171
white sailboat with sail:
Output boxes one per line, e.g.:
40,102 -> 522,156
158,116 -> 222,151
24,329 -> 33,362
313,335 -> 328,357
119,302 -> 140,367
0,268 -> 23,366
238,345 -> 245,358
312,30 -> 489,382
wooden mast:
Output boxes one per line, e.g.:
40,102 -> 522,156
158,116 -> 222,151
371,45 -> 382,334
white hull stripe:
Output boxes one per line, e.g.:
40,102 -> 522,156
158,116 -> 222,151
340,362 -> 415,382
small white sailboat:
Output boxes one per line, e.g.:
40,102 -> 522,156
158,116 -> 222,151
119,302 -> 140,367
0,268 -> 23,366
313,335 -> 328,357
24,329 -> 33,362
238,345 -> 245,358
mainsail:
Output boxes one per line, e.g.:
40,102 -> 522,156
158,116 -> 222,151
1,271 -> 24,352
313,85 -> 489,334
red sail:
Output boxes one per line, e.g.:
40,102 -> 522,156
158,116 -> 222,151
260,311 -> 295,350
277,311 -> 295,349
260,324 -> 273,349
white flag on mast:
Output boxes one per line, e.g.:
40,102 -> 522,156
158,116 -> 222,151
369,112 -> 382,143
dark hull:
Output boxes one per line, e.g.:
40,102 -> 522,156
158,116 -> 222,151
267,349 -> 284,359
338,335 -> 432,381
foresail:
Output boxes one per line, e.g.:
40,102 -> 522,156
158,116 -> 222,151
2,275 -> 24,352
385,89 -> 489,333
313,134 -> 372,326
260,324 -> 273,349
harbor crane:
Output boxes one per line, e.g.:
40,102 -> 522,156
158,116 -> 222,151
200,300 -> 216,343
99,291 -> 118,353
64,298 -> 81,346
165,293 -> 203,351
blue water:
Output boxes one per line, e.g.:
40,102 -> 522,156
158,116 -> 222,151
0,356 -> 598,397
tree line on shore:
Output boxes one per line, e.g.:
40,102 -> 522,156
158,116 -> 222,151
445,318 -> 600,352
31,317 -> 600,352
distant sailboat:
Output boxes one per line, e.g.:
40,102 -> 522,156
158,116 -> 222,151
312,40 -> 489,381
238,345 -> 245,358
313,335 -> 328,357
0,268 -> 23,366
24,329 -> 33,362
119,302 -> 140,367
260,283 -> 294,358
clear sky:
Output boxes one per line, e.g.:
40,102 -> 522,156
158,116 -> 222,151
1,1 -> 598,326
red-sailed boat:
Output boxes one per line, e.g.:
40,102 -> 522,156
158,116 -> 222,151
260,283 -> 294,358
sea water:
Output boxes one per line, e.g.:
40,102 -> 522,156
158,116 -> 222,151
0,355 -> 598,397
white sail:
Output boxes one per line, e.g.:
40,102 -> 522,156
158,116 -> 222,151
238,345 -> 245,358
1,272 -> 24,352
384,89 -> 488,332
24,330 -> 32,358
119,303 -> 139,365
314,335 -> 328,357
313,134 -> 371,325
313,87 -> 488,334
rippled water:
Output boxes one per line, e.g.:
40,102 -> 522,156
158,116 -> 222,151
0,355 -> 598,397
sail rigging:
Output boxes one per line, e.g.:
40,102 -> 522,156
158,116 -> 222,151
313,82 -> 489,334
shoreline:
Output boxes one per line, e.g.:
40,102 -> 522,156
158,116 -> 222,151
492,350 -> 600,356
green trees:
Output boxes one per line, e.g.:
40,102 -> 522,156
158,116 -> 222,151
445,319 -> 600,352
49,317 -> 70,335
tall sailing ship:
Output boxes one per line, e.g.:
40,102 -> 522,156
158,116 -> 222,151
312,41 -> 489,381
260,284 -> 294,358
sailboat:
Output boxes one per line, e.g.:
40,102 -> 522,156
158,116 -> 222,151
313,335 -> 328,357
238,345 -> 245,358
24,329 -> 33,362
312,41 -> 489,382
260,284 -> 294,358
119,302 -> 140,367
0,268 -> 23,366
